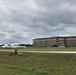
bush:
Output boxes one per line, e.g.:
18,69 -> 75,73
53,45 -> 58,47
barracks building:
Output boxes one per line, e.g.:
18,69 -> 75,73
33,36 -> 76,47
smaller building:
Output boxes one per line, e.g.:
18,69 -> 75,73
1,45 -> 26,48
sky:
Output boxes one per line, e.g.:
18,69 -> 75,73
0,0 -> 76,44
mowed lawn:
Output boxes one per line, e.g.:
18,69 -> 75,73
0,52 -> 76,75
0,47 -> 76,51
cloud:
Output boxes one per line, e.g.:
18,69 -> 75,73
0,0 -> 76,44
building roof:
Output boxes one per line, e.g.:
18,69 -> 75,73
33,36 -> 76,40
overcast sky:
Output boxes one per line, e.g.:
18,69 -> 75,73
0,0 -> 76,44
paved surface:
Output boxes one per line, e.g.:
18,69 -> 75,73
24,51 -> 76,53
0,50 -> 76,53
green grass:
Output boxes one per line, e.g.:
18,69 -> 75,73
0,47 -> 76,51
0,52 -> 76,75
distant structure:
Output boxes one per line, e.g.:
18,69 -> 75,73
1,45 -> 26,48
33,36 -> 76,47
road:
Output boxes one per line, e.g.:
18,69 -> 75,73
0,50 -> 76,53
23,51 -> 76,53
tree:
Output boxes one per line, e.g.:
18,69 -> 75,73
18,44 -> 33,47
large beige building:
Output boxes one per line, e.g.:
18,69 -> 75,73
33,36 -> 76,47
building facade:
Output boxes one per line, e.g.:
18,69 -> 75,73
33,36 -> 76,47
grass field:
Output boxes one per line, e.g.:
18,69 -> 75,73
0,52 -> 76,75
0,47 -> 76,51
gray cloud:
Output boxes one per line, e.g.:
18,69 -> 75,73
0,0 -> 76,44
